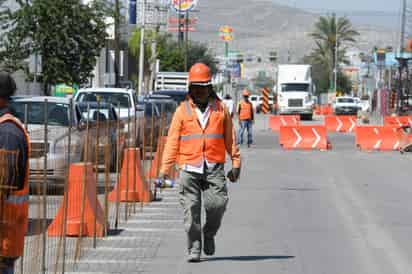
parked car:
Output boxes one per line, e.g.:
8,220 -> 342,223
141,94 -> 177,126
11,97 -> 82,192
332,97 -> 361,115
153,90 -> 188,104
249,95 -> 261,111
75,101 -> 121,171
136,101 -> 162,151
74,88 -> 141,120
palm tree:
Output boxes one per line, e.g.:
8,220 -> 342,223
309,15 -> 359,91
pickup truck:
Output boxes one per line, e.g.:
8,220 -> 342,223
333,97 -> 361,115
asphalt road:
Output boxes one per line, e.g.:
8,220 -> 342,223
145,114 -> 412,274
24,114 -> 412,274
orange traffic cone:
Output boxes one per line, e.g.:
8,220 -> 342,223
109,148 -> 152,203
48,163 -> 105,237
146,136 -> 167,179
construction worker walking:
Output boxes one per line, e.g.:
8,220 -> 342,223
159,63 -> 241,262
0,73 -> 30,274
237,90 -> 254,147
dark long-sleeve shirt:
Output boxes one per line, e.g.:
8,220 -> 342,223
0,106 -> 28,192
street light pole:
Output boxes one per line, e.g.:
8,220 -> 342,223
138,0 -> 146,95
114,0 -> 121,87
334,13 -> 338,95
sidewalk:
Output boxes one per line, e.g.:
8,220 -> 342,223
66,187 -> 185,274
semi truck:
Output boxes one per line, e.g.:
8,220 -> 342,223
275,64 -> 315,120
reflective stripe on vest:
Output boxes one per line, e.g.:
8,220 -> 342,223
180,133 -> 224,141
6,194 -> 29,205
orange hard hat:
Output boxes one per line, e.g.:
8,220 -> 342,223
189,63 -> 212,85
243,90 -> 250,97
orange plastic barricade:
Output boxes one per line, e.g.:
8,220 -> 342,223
279,125 -> 330,150
48,163 -> 105,237
325,115 -> 357,132
321,105 -> 334,115
384,116 -> 412,128
109,148 -> 152,202
356,126 -> 404,151
269,115 -> 300,131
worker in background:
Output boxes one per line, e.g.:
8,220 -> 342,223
159,63 -> 241,262
0,73 -> 30,274
222,94 -> 234,118
237,90 -> 254,147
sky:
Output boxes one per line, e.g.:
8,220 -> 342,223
273,0 -> 401,12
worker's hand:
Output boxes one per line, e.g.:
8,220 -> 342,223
159,172 -> 169,182
227,168 -> 240,183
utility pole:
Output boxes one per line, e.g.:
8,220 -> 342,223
114,0 -> 121,87
138,0 -> 146,95
184,10 -> 189,71
400,0 -> 407,52
178,0 -> 184,46
334,13 -> 338,95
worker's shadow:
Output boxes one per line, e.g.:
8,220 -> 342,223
203,255 -> 295,262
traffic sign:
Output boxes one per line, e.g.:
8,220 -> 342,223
171,0 -> 198,13
219,25 -> 233,42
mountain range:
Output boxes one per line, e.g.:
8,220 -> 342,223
188,0 -> 399,62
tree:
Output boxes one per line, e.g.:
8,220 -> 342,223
308,15 -> 359,91
303,55 -> 353,94
0,0 -> 110,93
128,29 -> 217,79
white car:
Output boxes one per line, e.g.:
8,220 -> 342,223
249,95 -> 261,111
332,97 -> 361,115
358,98 -> 371,112
12,97 -> 122,193
11,97 -> 82,191
75,88 -> 142,120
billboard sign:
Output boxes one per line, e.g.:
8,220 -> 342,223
171,0 -> 198,13
129,0 -> 137,25
219,25 -> 233,42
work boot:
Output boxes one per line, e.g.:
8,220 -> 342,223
187,251 -> 201,263
203,236 -> 215,256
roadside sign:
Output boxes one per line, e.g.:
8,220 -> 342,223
219,25 -> 233,42
53,84 -> 78,97
168,17 -> 198,25
261,87 -> 270,114
171,0 -> 198,13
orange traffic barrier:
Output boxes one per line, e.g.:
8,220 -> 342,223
48,163 -> 105,237
279,125 -> 330,150
147,136 -> 167,179
356,126 -> 404,151
320,105 -> 333,116
269,115 -> 300,131
109,148 -> 152,202
384,116 -> 412,128
325,115 -> 357,132
314,105 -> 321,115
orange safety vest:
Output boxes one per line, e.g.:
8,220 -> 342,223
0,113 -> 30,258
239,100 -> 253,121
178,99 -> 226,166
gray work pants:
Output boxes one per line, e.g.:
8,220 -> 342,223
179,164 -> 228,253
